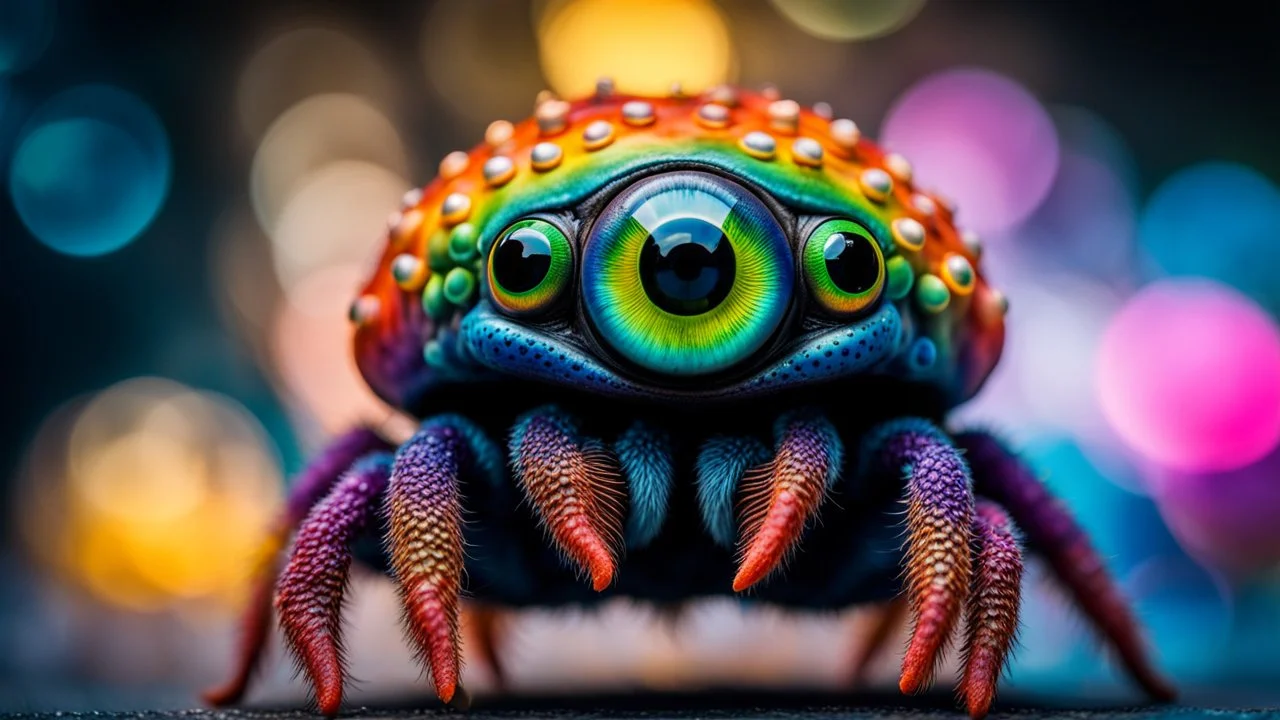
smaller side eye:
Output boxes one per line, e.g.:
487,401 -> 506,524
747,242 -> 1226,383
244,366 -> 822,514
803,218 -> 885,317
487,218 -> 573,315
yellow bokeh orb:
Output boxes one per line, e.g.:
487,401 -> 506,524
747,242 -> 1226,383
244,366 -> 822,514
767,0 -> 928,42
536,0 -> 736,98
19,378 -> 284,612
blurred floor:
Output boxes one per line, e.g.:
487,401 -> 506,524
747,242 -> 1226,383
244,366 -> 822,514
5,689 -> 1280,720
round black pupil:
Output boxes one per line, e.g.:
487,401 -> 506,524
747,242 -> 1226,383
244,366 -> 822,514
639,217 -> 736,316
493,227 -> 553,293
822,231 -> 880,295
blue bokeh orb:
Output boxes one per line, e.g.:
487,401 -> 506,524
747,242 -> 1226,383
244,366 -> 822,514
1140,162 -> 1280,308
0,0 -> 56,75
9,84 -> 171,257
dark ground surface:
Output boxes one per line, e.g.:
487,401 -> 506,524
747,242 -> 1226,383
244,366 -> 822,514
4,690 -> 1279,720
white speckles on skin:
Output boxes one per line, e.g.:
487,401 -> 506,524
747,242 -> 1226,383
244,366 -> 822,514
696,102 -> 731,128
401,188 -> 424,209
791,137 -> 824,167
582,120 -> 615,151
896,215 -> 926,252
912,193 -> 937,216
482,155 -> 515,187
829,118 -> 860,150
768,99 -> 800,133
441,193 -> 472,225
739,131 -> 777,160
884,152 -> 913,182
530,141 -> 563,172
536,99 -> 570,135
485,120 -> 514,148
348,294 -> 380,326
439,151 -> 469,179
961,229 -> 983,259
860,168 -> 894,202
621,100 -> 656,126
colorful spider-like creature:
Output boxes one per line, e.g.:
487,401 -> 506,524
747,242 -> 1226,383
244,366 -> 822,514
205,83 -> 1175,718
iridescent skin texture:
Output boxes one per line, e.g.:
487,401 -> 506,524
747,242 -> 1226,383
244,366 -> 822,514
206,86 -> 1174,718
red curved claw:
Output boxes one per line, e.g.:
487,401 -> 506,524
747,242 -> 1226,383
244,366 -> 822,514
512,406 -> 625,591
387,423 -> 472,704
863,421 -> 974,693
734,411 -> 841,592
960,501 -> 1024,719
274,454 -> 394,715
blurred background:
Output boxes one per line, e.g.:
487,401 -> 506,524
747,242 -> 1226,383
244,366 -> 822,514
2,0 -> 1279,712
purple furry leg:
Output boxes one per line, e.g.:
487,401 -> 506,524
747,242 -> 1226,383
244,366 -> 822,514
960,501 -> 1024,719
955,430 -> 1176,702
275,453 -> 394,716
387,421 -> 473,705
861,419 -> 973,694
205,427 -> 392,707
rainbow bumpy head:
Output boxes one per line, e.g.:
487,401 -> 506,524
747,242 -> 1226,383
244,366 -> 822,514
351,84 -> 1006,416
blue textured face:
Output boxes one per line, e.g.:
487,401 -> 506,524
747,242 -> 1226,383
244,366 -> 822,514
461,166 -> 905,401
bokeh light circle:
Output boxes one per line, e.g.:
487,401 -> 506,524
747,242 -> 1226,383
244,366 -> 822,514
767,0 -> 927,41
1151,446 -> 1280,579
249,92 -> 407,236
0,0 -> 56,74
1139,162 -> 1280,309
537,0 -> 736,97
1096,279 -> 1280,473
9,84 -> 171,257
269,265 -> 409,442
18,378 -> 283,610
237,25 -> 396,141
881,68 -> 1059,235
423,0 -> 549,124
269,159 -> 407,298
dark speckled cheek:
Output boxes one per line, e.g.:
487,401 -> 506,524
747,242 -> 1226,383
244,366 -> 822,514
460,301 -> 903,400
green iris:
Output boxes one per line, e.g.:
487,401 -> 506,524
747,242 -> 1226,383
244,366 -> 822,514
582,171 -> 793,376
803,218 -> 885,317
487,218 -> 572,315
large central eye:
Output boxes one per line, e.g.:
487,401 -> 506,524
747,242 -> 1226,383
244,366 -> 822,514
582,171 -> 793,376
638,216 -> 736,315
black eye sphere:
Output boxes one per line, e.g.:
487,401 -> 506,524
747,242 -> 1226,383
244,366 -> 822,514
638,217 -> 736,316
492,226 -> 553,293
822,231 -> 881,295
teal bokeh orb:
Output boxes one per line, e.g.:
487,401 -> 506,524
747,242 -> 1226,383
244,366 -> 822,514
9,84 -> 171,257
1140,162 -> 1280,309
0,0 -> 56,74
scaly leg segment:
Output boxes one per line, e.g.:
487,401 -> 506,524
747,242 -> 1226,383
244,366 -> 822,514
861,418 -> 973,693
734,410 -> 842,592
955,430 -> 1176,702
960,501 -> 1024,719
204,427 -> 392,707
387,415 -> 496,704
274,453 -> 395,715
510,405 -> 625,591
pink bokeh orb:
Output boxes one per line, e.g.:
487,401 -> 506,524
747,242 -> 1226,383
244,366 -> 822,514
1151,447 -> 1280,578
1096,279 -> 1280,473
881,68 -> 1059,235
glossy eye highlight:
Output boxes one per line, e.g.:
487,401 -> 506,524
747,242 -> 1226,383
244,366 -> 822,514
583,171 -> 793,376
487,218 -> 572,315
803,218 -> 885,316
